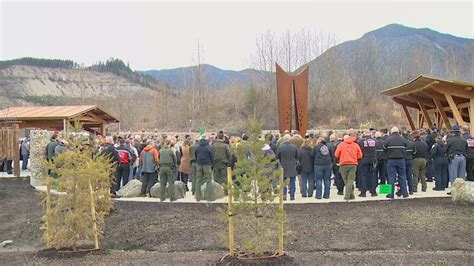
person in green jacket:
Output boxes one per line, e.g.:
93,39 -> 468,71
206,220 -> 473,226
189,138 -> 199,195
159,139 -> 177,202
212,133 -> 231,185
46,134 -> 59,162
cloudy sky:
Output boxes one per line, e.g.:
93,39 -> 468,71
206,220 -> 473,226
1,0 -> 472,71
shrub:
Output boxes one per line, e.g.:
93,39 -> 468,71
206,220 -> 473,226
41,125 -> 114,250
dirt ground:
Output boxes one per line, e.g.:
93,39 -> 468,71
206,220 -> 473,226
1,178 -> 473,265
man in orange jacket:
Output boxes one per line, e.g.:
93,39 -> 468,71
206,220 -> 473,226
335,129 -> 363,200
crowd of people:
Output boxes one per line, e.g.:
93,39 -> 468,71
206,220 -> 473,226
43,124 -> 473,202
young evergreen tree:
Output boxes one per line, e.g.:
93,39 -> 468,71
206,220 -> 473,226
219,119 -> 288,256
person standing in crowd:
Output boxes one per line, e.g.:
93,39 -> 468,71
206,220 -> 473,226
444,125 -> 468,190
189,138 -> 199,195
402,132 -> 415,195
289,132 -> 304,193
358,130 -> 377,197
384,127 -> 409,199
136,137 -> 148,179
116,138 -> 136,190
139,140 -> 159,197
212,133 -> 232,185
313,137 -> 333,199
375,131 -> 387,185
298,139 -> 314,197
425,127 -> 438,182
335,129 -> 362,201
101,136 -> 120,196
329,133 -> 344,195
195,135 -> 214,201
128,139 -> 139,181
430,135 -> 449,190
21,137 -> 30,170
179,139 -> 192,191
170,138 -> 182,181
276,134 -> 299,201
412,130 -> 428,193
159,139 -> 178,202
46,134 -> 59,163
462,126 -> 474,181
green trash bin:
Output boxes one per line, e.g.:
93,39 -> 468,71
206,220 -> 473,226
379,184 -> 392,195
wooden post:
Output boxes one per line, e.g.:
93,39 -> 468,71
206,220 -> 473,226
226,167 -> 234,257
46,177 -> 52,249
99,123 -> 105,136
278,168 -> 284,255
0,127 -> 4,160
445,93 -> 466,126
88,177 -> 100,249
433,98 -> 451,130
401,105 -> 416,130
470,99 -> 474,135
418,102 -> 433,129
13,124 -> 20,177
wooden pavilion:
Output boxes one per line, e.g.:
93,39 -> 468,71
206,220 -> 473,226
0,105 -> 119,135
381,75 -> 474,133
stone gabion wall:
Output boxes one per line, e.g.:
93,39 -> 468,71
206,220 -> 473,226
29,130 -> 53,187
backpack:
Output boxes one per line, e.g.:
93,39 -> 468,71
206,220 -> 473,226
117,149 -> 131,164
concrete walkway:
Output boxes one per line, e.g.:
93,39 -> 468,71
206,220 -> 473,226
115,180 -> 450,204
0,170 -> 31,178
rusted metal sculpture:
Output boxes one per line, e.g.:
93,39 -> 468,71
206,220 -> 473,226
276,63 -> 309,136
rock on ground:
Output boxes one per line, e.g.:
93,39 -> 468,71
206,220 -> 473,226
117,179 -> 142,198
200,180 -> 225,201
451,178 -> 474,204
150,181 -> 186,199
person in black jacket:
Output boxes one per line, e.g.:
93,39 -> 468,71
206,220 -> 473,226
329,133 -> 344,195
444,125 -> 468,186
101,136 -> 120,196
412,130 -> 429,193
357,130 -> 377,197
430,135 -> 449,190
375,131 -> 387,185
276,135 -> 299,200
116,138 -> 137,191
425,127 -> 438,182
462,126 -> 474,181
383,127 -> 409,199
312,137 -> 333,199
403,132 -> 416,195
194,135 -> 214,201
298,139 -> 314,197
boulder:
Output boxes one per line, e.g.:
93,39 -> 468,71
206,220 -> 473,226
150,181 -> 186,199
116,179 -> 142,198
200,180 -> 225,201
451,178 -> 474,204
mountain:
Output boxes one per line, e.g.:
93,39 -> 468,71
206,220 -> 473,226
0,59 -> 177,130
141,64 -> 269,90
306,23 -> 473,92
296,23 -> 473,126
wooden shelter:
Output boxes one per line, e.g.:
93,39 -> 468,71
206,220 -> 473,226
0,105 -> 119,135
382,75 -> 474,134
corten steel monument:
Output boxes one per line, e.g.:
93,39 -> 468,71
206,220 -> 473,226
275,63 -> 309,136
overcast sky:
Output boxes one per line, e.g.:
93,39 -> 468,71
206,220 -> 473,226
0,0 -> 472,71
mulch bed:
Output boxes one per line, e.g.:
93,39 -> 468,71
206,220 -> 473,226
1,177 -> 473,264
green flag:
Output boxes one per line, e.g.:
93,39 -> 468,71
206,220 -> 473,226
199,127 -> 205,135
